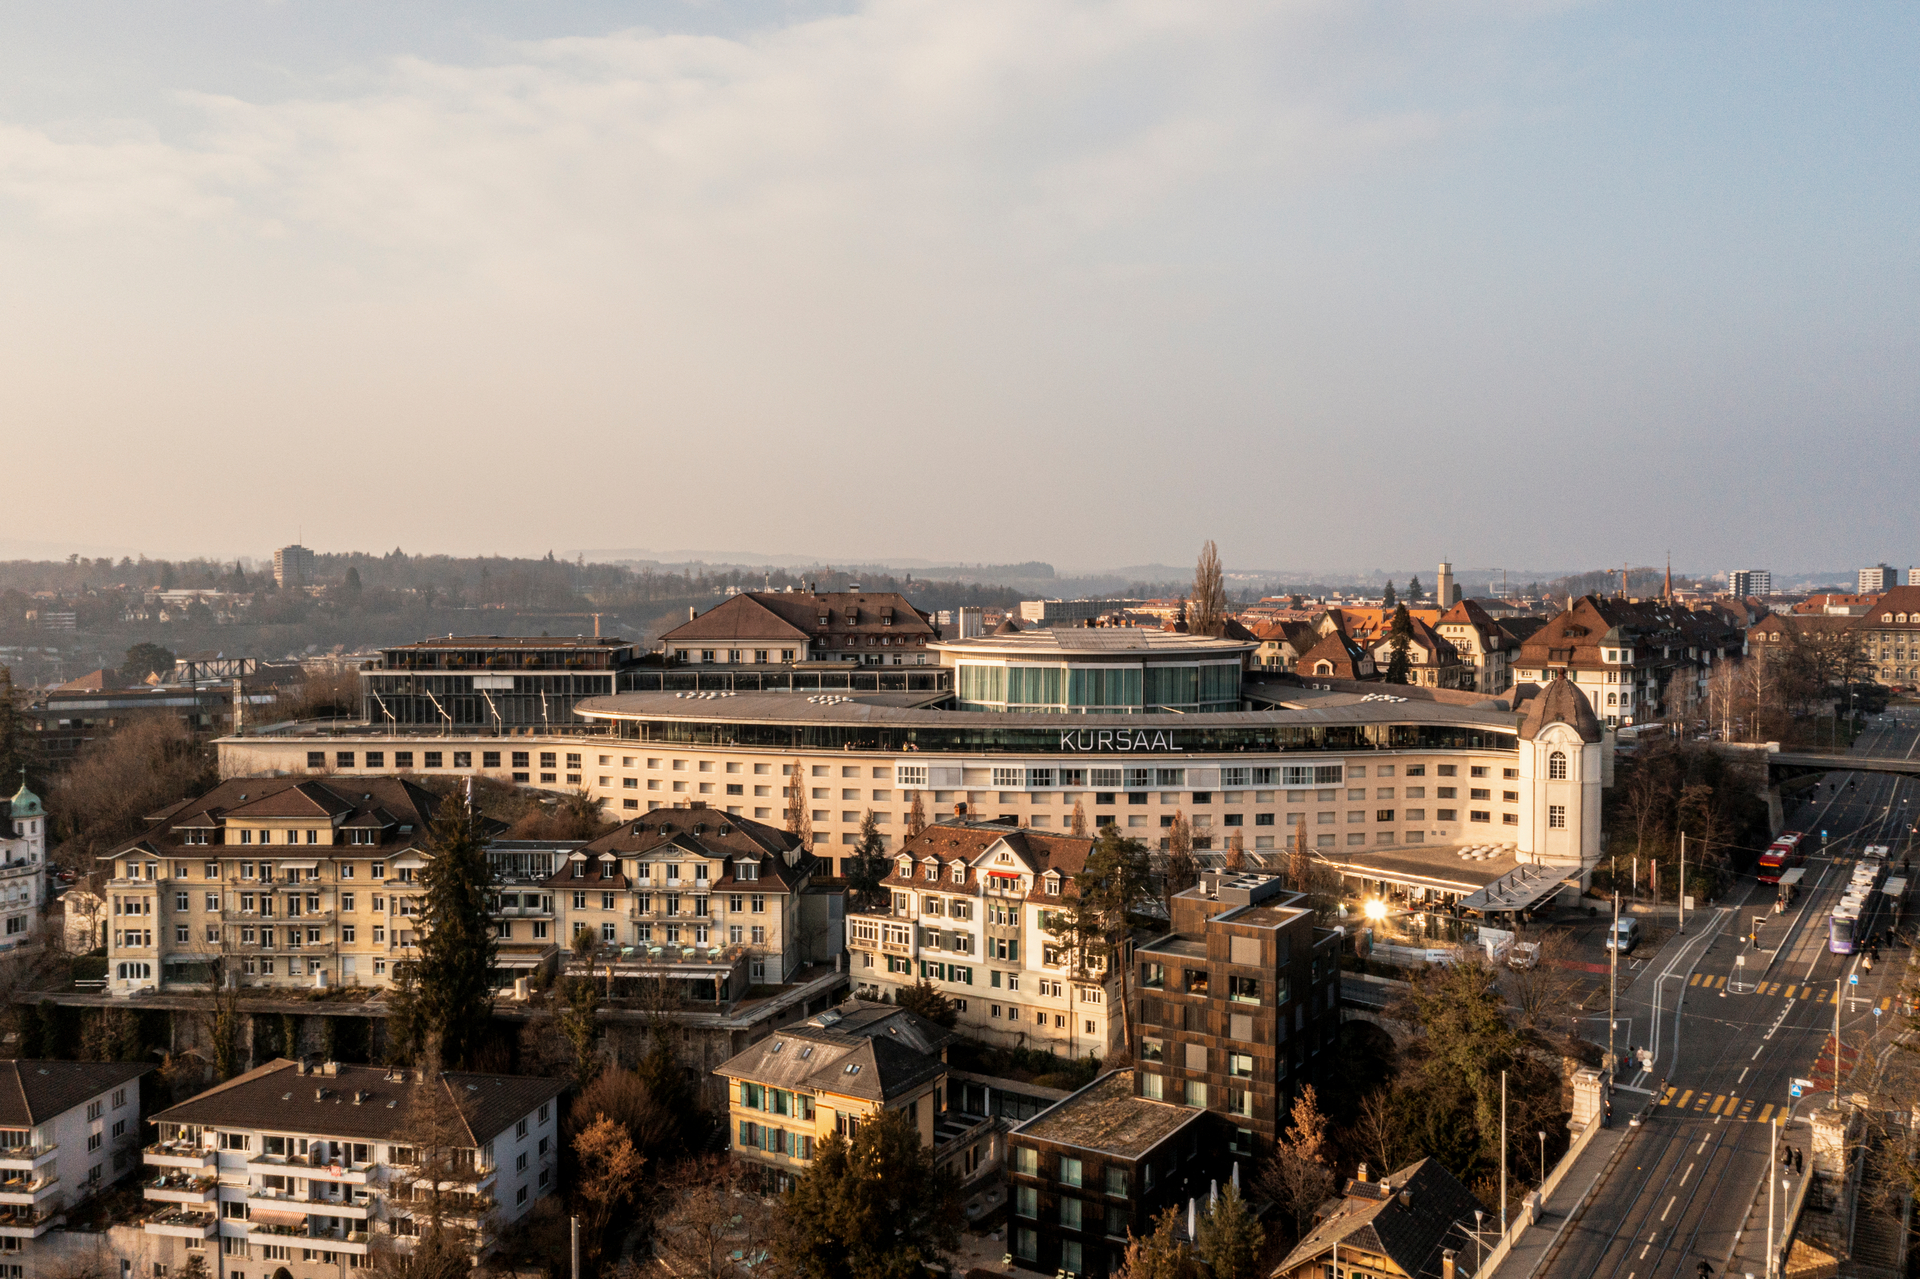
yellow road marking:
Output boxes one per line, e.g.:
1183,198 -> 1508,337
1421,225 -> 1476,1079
1677,1090 -> 1695,1107
1690,973 -> 1702,987
1758,1103 -> 1775,1123
1709,1094 -> 1728,1115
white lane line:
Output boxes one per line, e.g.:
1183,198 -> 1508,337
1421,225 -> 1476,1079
1661,1195 -> 1676,1221
1680,1162 -> 1695,1187
1698,1140 -> 1709,1154
1739,1067 -> 1750,1083
1640,1242 -> 1652,1259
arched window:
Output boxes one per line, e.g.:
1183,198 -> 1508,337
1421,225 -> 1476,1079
1548,751 -> 1568,780
1314,661 -> 1333,675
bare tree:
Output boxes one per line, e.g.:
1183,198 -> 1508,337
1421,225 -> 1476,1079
1499,929 -> 1581,1029
905,790 -> 927,839
653,1157 -> 779,1279
1257,1086 -> 1337,1236
1163,812 -> 1197,910
1191,542 -> 1229,638
1070,798 -> 1089,838
783,758 -> 812,850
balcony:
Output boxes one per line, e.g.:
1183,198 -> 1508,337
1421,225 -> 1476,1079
0,1144 -> 57,1170
143,1207 -> 218,1239
248,1216 -> 372,1254
245,1154 -> 377,1185
0,1172 -> 56,1204
143,1171 -> 217,1204
248,1187 -> 372,1218
0,1204 -> 62,1237
144,1140 -> 216,1169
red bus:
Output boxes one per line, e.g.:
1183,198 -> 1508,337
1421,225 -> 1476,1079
1757,831 -> 1805,884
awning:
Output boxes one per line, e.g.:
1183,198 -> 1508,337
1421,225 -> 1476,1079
391,856 -> 428,871
1778,868 -> 1807,888
492,958 -> 545,970
1458,863 -> 1578,914
275,860 -> 321,871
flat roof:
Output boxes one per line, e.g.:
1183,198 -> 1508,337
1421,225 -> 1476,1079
383,636 -> 633,650
932,631 -> 1255,658
574,690 -> 1522,733
1014,1070 -> 1206,1159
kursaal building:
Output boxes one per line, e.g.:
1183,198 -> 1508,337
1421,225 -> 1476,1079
217,623 -> 1608,926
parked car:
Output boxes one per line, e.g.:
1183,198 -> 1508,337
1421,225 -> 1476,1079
1603,918 -> 1640,954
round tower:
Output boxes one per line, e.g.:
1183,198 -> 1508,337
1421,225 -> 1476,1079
9,775 -> 44,862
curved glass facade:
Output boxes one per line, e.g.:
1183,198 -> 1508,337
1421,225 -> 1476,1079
954,660 -> 1241,715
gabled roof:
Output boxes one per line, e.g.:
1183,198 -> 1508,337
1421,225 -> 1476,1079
660,595 -> 813,644
111,777 -> 449,865
876,823 -> 1095,902
225,782 -> 359,820
713,1001 -> 952,1103
0,1060 -> 152,1128
153,1059 -> 566,1147
1275,1157 -> 1485,1279
660,592 -> 936,645
561,811 -> 811,891
1297,626 -> 1377,680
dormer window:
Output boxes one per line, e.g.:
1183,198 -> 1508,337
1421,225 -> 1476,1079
1043,875 -> 1061,896
896,857 -> 912,877
923,864 -> 937,882
571,862 -> 584,878
737,862 -> 759,882
951,864 -> 965,884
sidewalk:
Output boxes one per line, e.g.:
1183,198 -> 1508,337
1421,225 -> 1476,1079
1482,1119 -> 1634,1279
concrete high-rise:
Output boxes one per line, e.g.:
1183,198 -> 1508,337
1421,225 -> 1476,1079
1728,569 -> 1771,597
273,543 -> 316,588
1859,563 -> 1897,594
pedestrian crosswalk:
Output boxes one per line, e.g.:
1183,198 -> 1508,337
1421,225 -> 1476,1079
1684,972 -> 1896,1010
1656,1087 -> 1781,1123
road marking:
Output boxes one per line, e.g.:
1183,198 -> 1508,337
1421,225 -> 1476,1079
1710,1094 -> 1728,1115
1738,1067 -> 1749,1083
1680,1162 -> 1695,1186
1677,1090 -> 1694,1107
1661,1195 -> 1676,1221
1640,1242 -> 1652,1258
1753,1043 -> 1766,1057
1759,1103 -> 1775,1122
1881,997 -> 1893,1011
1697,1139 -> 1708,1153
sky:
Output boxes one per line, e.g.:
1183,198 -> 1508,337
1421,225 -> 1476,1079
0,2 -> 1913,576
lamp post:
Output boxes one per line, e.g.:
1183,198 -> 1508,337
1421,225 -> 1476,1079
1538,1131 -> 1547,1185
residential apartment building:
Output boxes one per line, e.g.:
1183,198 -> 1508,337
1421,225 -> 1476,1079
715,1001 -> 982,1192
1512,594 -> 1745,727
1853,585 -> 1920,690
1006,1069 -> 1212,1279
0,782 -> 46,952
1859,564 -> 1898,594
1249,620 -> 1316,673
847,824 -> 1126,1059
101,777 -> 457,996
272,545 -> 316,589
141,1058 -> 566,1271
1133,872 -> 1338,1166
553,810 -> 824,1001
0,1059 -> 150,1249
1363,616 -> 1473,691
660,590 -> 938,666
1727,569 -> 1772,598
1435,598 -> 1517,693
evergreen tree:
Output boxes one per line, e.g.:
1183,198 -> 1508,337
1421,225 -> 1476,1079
344,565 -> 363,595
1074,826 -> 1155,1057
846,810 -> 889,909
1384,603 -> 1413,685
0,666 -> 34,791
905,790 -> 927,838
119,642 -> 176,684
1407,575 -> 1424,601
391,790 -> 497,1068
778,1111 -> 963,1279
892,979 -> 958,1028
1196,1184 -> 1264,1279
1381,580 -> 1397,608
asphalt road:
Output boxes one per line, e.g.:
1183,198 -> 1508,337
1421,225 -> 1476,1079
1539,711 -> 1920,1279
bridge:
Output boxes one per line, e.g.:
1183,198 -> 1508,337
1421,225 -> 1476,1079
1708,743 -> 1920,782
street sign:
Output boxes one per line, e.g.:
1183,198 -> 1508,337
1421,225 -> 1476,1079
1874,1007 -> 1884,1018
1850,973 -> 1860,986
1790,1076 -> 1813,1097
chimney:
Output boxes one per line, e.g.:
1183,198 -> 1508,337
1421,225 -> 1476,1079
689,606 -> 698,621
1441,1249 -> 1456,1279
1355,1163 -> 1367,1183
232,677 -> 245,736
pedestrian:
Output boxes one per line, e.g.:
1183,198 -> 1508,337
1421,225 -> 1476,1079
1796,1148 -> 1804,1175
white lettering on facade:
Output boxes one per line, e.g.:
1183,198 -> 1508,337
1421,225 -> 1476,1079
1058,730 -> 1177,752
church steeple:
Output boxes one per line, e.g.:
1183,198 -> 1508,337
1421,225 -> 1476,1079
1664,553 -> 1673,604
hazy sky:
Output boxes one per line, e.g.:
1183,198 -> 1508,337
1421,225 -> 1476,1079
0,2 -> 1913,575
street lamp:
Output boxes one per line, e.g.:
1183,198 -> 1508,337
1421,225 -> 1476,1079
1363,899 -> 1388,922
1538,1131 -> 1547,1183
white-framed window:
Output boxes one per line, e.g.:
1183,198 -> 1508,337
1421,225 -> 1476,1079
1548,751 -> 1568,780
1548,804 -> 1567,829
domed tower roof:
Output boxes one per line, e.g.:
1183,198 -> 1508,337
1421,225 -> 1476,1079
1519,672 -> 1603,743
9,775 -> 43,820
